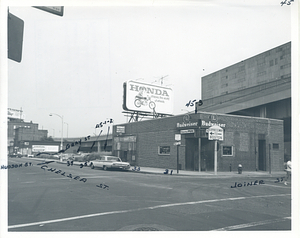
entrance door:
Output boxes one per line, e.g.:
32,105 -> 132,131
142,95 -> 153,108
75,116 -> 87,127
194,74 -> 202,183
123,151 -> 128,162
201,139 -> 214,171
258,140 -> 266,171
185,138 -> 198,171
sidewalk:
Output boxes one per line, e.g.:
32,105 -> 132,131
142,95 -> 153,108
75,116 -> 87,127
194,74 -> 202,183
130,166 -> 286,178
27,157 -> 286,178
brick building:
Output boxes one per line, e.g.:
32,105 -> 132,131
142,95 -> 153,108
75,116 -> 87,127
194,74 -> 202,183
112,112 -> 284,172
8,118 -> 48,154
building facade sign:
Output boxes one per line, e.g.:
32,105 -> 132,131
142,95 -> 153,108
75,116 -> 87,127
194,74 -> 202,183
123,80 -> 173,114
32,145 -> 59,153
114,136 -> 136,143
8,108 -> 25,119
200,120 -> 226,128
180,129 -> 195,134
176,122 -> 198,128
116,126 -> 125,133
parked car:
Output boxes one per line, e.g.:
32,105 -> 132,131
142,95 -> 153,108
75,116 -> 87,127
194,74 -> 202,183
28,154 -> 34,158
89,156 -> 130,171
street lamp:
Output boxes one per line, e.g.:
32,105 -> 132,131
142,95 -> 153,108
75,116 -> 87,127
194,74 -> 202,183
49,113 -> 63,151
64,122 -> 69,138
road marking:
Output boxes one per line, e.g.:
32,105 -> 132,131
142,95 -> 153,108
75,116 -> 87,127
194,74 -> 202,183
21,181 -> 35,184
8,193 -> 290,229
137,183 -> 173,190
261,184 -> 291,189
82,176 -> 113,179
212,217 -> 291,231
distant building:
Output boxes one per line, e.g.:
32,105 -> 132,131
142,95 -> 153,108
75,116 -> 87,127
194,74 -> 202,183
199,42 -> 291,162
8,117 -> 112,156
8,118 -> 48,155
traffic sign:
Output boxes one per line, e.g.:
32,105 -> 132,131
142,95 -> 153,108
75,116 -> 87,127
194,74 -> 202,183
33,6 -> 64,16
8,13 -> 24,62
175,134 -> 181,141
208,125 -> 223,141
174,141 -> 181,146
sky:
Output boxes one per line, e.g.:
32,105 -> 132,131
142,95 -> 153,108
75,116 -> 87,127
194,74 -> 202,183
4,0 -> 293,138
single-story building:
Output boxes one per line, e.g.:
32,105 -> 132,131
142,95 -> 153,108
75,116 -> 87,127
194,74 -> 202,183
112,112 -> 284,172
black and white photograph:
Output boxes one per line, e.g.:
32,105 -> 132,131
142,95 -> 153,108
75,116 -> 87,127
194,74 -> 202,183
1,0 -> 299,237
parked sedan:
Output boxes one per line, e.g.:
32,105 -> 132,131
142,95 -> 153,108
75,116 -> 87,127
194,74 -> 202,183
89,156 -> 130,171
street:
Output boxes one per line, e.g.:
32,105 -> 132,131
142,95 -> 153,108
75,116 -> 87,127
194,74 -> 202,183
6,157 -> 291,232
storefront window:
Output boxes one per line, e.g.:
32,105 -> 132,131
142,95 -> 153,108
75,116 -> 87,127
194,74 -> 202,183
158,146 -> 170,155
222,146 -> 233,156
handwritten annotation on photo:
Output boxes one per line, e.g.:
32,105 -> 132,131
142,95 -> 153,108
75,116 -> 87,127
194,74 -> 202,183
1,162 -> 33,169
231,180 -> 265,188
280,0 -> 294,6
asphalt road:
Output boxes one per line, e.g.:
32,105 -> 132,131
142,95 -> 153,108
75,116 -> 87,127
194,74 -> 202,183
6,157 -> 291,232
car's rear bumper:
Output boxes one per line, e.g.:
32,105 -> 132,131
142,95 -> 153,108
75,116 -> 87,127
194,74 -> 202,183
111,165 -> 130,170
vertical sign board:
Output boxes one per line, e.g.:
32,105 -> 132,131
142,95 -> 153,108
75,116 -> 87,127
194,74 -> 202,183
175,134 -> 181,141
208,126 -> 224,141
208,125 -> 224,175
8,13 -> 24,63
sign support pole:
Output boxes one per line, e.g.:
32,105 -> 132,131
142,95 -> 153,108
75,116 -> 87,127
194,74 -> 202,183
214,140 -> 217,175
198,138 -> 201,172
177,144 -> 179,174
269,144 -> 271,174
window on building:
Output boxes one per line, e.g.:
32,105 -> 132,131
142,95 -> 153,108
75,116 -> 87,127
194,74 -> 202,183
222,146 -> 233,156
221,83 -> 228,88
238,65 -> 245,72
158,146 -> 170,155
257,71 -> 266,77
273,143 -> 279,150
269,60 -> 274,67
280,63 -> 291,69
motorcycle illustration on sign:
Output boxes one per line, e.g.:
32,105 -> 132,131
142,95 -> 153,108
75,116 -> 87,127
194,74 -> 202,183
134,87 -> 156,109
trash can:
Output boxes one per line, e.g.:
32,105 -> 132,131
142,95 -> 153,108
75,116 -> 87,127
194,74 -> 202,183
238,164 -> 242,174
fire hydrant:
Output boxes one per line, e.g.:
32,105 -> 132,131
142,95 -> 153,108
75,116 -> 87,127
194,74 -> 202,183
238,164 -> 242,174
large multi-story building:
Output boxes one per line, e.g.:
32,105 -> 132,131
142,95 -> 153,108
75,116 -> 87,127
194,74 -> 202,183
198,42 -> 291,161
8,118 -> 48,155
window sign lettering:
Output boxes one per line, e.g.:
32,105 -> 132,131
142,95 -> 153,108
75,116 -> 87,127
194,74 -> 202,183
158,146 -> 170,155
222,146 -> 233,156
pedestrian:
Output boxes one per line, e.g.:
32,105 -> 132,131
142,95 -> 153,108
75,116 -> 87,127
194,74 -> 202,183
284,160 -> 291,185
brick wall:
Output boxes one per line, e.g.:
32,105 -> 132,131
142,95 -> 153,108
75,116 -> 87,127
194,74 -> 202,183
113,112 -> 284,172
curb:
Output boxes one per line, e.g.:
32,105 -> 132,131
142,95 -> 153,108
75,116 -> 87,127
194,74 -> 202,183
24,158 -> 286,178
